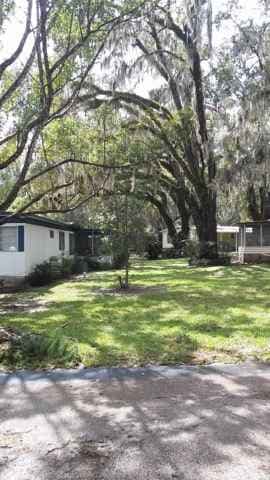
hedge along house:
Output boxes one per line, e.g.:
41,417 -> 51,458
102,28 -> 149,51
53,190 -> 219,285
238,221 -> 270,263
0,212 -> 76,281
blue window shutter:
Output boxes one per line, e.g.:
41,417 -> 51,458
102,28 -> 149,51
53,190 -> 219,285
18,226 -> 24,252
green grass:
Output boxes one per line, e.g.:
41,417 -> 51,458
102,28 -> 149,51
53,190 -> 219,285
1,258 -> 270,369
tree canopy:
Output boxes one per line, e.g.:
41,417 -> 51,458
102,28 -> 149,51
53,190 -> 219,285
0,0 -> 269,259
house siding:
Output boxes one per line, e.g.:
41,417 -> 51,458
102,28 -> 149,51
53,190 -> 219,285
0,223 -> 74,278
0,252 -> 27,277
25,224 -> 73,274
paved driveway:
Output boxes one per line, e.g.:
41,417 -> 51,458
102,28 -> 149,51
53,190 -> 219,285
0,363 -> 270,479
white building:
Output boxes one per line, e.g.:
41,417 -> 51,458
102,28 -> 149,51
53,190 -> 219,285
0,213 -> 75,280
161,224 -> 239,252
238,221 -> 270,263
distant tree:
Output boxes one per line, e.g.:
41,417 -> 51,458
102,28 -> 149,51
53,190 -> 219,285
213,1 -> 270,221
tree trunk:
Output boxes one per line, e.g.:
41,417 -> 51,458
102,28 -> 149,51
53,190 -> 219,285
247,184 -> 261,220
146,194 -> 181,251
173,187 -> 190,243
192,191 -> 218,259
162,213 -> 182,252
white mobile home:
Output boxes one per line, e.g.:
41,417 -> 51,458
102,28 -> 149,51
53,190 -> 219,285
237,221 -> 270,263
0,213 -> 75,280
161,224 -> 239,252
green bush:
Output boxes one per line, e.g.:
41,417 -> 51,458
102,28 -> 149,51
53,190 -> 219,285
99,261 -> 113,271
82,256 -> 113,271
49,257 -> 63,279
28,261 -> 52,286
61,257 -> 74,277
182,240 -> 200,259
189,256 -> 231,267
162,248 -> 181,259
1,332 -> 80,367
28,256 -> 81,286
71,256 -> 88,274
27,254 -> 113,287
85,256 -> 101,271
146,240 -> 162,260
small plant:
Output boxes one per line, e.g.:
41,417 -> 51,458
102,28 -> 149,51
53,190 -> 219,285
1,332 -> 81,368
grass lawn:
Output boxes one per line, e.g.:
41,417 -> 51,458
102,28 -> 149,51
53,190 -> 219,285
1,258 -> 270,369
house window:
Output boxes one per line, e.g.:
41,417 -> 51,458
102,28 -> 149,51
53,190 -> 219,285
50,230 -> 54,239
69,233 -> 75,255
59,231 -> 65,251
0,226 -> 18,251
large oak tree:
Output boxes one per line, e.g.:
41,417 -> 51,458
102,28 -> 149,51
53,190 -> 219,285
83,0 -> 219,258
0,0 -> 145,222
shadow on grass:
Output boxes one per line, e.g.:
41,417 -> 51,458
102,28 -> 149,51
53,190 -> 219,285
0,297 -> 199,367
1,259 -> 270,367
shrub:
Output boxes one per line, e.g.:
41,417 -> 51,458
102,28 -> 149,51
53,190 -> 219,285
28,261 -> 52,286
49,257 -> 63,279
162,248 -> 181,259
1,332 -> 80,367
27,253 -> 113,287
61,257 -> 74,277
182,240 -> 200,259
189,256 -> 231,267
71,256 -> 88,274
146,240 -> 162,260
85,256 -> 101,271
28,256 -> 85,286
87,256 -> 113,271
98,261 -> 113,270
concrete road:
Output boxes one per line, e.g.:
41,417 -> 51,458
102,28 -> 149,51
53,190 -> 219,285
0,362 -> 270,480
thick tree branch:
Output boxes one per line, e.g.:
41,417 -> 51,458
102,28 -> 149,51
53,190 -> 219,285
0,43 -> 36,110
0,128 -> 41,211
